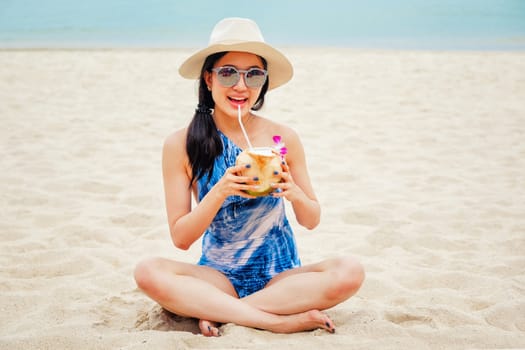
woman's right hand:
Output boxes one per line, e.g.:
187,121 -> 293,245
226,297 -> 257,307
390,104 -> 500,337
214,164 -> 259,199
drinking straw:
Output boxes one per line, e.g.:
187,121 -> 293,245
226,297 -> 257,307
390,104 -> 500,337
238,105 -> 253,149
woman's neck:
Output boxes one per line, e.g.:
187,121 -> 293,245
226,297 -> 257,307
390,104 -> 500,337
213,110 -> 257,149
213,110 -> 254,134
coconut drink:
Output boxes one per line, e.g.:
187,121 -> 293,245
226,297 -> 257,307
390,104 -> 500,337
234,106 -> 286,197
236,147 -> 282,196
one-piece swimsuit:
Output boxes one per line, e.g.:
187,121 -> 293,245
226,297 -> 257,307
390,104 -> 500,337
196,130 -> 301,298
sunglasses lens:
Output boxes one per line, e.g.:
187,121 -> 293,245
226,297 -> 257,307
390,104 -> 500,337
216,67 -> 239,87
245,68 -> 267,88
213,67 -> 267,88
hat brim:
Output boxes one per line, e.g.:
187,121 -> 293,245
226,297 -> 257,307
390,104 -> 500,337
179,42 -> 293,90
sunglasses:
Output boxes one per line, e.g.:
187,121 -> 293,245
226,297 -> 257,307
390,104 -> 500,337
211,66 -> 268,88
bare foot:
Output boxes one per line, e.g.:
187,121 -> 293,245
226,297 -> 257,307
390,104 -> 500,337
273,310 -> 336,334
200,310 -> 334,336
198,319 -> 221,337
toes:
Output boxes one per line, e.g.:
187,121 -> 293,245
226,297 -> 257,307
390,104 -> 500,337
206,324 -> 221,337
323,315 -> 335,333
198,320 -> 221,337
209,326 -> 221,336
324,321 -> 336,333
305,310 -> 336,334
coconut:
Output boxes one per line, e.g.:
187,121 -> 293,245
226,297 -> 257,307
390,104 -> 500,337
235,147 -> 282,196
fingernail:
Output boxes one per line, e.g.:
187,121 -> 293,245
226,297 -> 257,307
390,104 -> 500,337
273,170 -> 279,175
245,164 -> 251,168
208,326 -> 211,332
253,177 -> 259,181
281,161 -> 285,165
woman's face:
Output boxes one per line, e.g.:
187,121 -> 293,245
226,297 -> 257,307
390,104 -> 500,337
205,51 -> 265,118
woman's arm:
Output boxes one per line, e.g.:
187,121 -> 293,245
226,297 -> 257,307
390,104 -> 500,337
162,129 -> 259,249
162,130 -> 212,249
271,128 -> 321,230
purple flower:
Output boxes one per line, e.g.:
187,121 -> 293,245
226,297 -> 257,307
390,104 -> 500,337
273,135 -> 287,159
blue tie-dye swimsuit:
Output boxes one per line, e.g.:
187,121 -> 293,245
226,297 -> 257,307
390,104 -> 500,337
196,130 -> 301,298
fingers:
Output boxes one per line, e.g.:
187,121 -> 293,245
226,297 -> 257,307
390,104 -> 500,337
269,184 -> 288,198
270,172 -> 293,198
228,163 -> 250,175
280,160 -> 290,172
226,165 -> 255,184
270,163 -> 302,200
228,180 -> 259,198
221,165 -> 260,198
225,163 -> 292,198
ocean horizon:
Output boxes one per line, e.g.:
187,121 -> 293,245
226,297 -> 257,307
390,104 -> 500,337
1,0 -> 525,50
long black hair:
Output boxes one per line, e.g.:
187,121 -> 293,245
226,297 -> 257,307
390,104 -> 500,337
186,52 -> 269,186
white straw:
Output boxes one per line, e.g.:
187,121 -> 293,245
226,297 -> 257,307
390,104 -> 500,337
238,105 -> 253,150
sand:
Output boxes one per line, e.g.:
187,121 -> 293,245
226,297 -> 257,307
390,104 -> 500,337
1,48 -> 524,349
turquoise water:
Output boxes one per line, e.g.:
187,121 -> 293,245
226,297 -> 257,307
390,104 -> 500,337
1,0 -> 524,50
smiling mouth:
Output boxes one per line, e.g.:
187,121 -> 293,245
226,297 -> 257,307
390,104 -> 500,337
229,97 -> 247,105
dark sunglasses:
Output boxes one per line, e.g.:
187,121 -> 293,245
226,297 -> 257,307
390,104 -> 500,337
211,66 -> 268,88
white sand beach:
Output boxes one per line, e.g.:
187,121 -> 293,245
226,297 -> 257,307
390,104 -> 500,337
1,48 -> 524,349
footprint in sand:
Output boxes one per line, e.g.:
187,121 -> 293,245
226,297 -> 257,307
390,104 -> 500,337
134,304 -> 200,334
384,311 -> 435,328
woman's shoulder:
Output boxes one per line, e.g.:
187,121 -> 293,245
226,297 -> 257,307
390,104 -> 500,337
256,115 -> 300,143
162,127 -> 192,177
255,115 -> 305,163
164,127 -> 187,147
163,127 -> 189,157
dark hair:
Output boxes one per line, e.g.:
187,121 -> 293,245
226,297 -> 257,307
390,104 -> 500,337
186,52 -> 269,186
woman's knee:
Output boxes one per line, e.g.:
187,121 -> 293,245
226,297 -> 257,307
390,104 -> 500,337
134,257 -> 166,295
327,256 -> 365,299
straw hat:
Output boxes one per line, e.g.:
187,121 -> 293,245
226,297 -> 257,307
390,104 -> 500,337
179,17 -> 293,90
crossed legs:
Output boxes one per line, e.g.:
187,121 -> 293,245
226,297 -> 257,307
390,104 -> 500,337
134,256 -> 364,336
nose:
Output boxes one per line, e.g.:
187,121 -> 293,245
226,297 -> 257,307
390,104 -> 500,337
233,72 -> 248,89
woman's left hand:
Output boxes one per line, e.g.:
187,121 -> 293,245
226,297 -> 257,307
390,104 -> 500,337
270,161 -> 303,202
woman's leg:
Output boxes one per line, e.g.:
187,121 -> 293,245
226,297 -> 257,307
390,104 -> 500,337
135,257 -> 238,336
134,257 -> 335,336
242,256 -> 365,316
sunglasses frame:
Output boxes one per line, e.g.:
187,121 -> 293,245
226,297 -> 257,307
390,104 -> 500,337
211,66 -> 268,88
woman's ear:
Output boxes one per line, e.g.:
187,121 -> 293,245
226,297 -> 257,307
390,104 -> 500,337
204,71 -> 212,91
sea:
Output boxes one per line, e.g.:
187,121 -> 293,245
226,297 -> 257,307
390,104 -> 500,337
1,0 -> 524,50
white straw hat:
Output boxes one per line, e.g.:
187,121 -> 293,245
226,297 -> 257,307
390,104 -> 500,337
179,17 -> 293,90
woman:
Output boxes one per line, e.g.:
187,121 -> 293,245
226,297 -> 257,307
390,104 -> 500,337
134,17 -> 364,337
